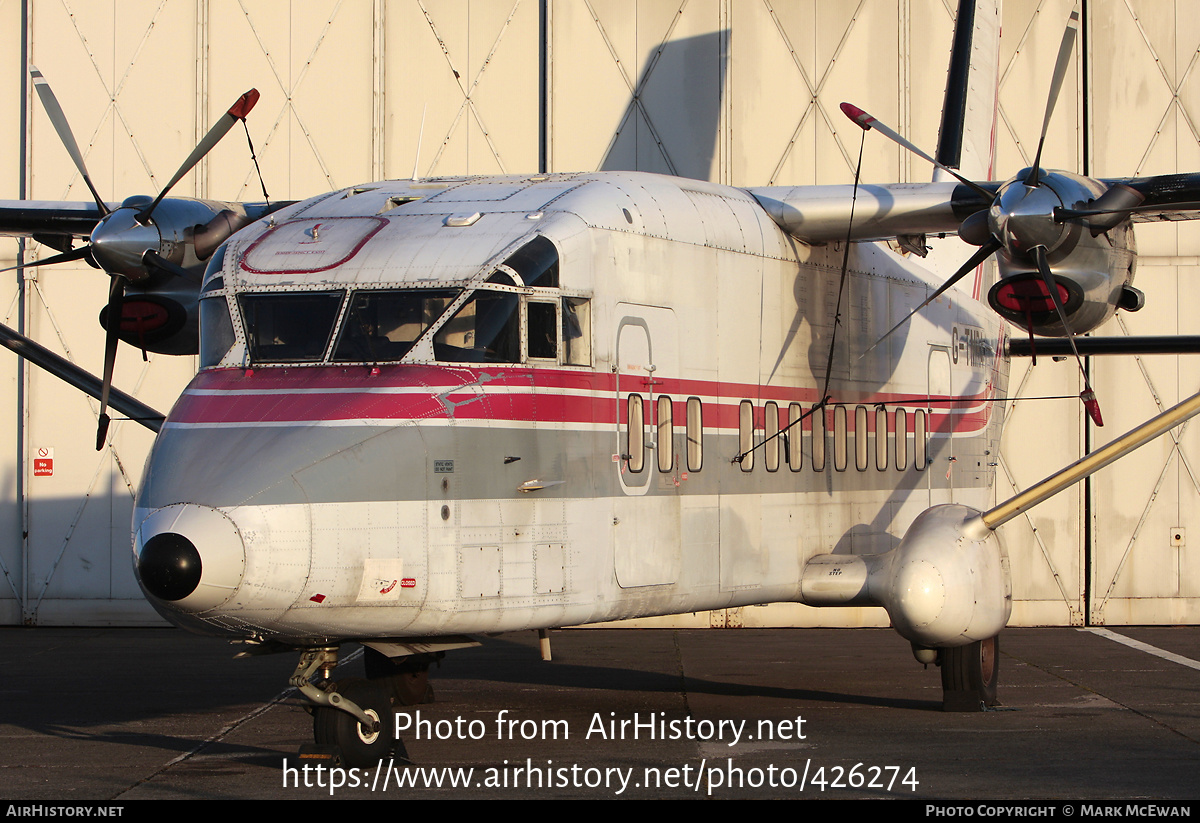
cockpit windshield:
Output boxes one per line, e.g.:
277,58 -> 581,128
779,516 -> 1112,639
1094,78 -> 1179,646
332,289 -> 459,363
433,290 -> 520,363
240,292 -> 344,363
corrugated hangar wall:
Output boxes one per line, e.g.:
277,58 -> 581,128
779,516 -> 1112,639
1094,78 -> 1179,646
0,0 -> 1195,627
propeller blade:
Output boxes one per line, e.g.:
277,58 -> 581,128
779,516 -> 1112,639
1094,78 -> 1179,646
0,245 -> 93,276
138,89 -> 261,222
1026,4 -> 1080,185
30,67 -> 109,216
839,103 -> 996,201
96,275 -> 126,450
860,239 -> 1002,360
1032,245 -> 1103,427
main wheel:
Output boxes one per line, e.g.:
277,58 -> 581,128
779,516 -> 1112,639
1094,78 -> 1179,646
313,678 -> 394,767
940,635 -> 1000,709
364,648 -> 434,706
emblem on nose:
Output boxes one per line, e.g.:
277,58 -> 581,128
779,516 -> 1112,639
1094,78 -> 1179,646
134,504 -> 245,612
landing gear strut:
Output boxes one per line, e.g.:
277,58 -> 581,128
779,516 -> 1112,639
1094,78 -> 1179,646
939,635 -> 1000,711
291,647 -> 397,767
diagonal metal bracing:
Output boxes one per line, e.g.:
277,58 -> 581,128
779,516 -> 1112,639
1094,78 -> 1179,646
998,452 -> 1081,618
994,0 -> 1058,169
1000,352 -> 1083,615
53,0 -> 173,197
762,0 -> 867,184
234,0 -> 343,193
1091,316 -> 1200,615
1115,316 -> 1200,499
421,0 -> 521,175
584,0 -> 689,176
1117,0 -> 1200,175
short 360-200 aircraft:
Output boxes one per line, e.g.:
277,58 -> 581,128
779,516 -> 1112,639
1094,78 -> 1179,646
4,1 -> 1200,766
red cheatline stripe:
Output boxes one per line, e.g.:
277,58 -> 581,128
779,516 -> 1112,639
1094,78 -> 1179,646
171,366 -> 997,435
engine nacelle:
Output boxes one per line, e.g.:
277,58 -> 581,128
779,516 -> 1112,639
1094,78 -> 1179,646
799,504 -> 1011,647
986,170 -> 1137,337
93,196 -> 257,355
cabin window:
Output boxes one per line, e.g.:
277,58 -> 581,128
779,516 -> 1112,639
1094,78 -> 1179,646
626,394 -> 645,472
503,236 -> 559,288
686,397 -> 703,471
739,401 -> 755,472
240,291 -> 344,364
563,297 -> 591,366
333,289 -> 458,363
788,403 -> 803,471
811,403 -> 826,471
434,290 -> 520,363
657,396 -> 674,472
895,409 -> 909,470
914,409 -> 928,470
764,401 -> 780,472
526,299 -> 559,360
199,296 -> 235,368
876,408 -> 889,470
855,405 -> 869,471
833,405 -> 848,471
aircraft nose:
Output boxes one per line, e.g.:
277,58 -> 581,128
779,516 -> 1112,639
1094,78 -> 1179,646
134,504 -> 245,612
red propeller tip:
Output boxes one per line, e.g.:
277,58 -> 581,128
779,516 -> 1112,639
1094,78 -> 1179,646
228,89 -> 260,120
1081,390 -> 1104,427
840,102 -> 874,131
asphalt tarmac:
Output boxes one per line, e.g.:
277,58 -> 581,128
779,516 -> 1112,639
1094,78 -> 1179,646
2,626 -> 1199,800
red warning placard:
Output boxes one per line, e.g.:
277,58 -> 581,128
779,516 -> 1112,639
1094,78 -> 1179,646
33,447 -> 53,476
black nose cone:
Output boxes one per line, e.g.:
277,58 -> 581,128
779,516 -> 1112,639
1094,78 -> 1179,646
138,532 -> 202,601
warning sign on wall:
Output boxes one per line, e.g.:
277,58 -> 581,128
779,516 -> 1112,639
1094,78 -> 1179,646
33,447 -> 53,477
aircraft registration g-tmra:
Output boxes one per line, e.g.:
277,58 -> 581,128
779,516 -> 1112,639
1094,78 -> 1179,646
7,1 -> 1200,767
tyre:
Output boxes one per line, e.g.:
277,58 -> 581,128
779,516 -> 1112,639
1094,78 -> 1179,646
940,635 -> 1000,709
312,678 -> 394,767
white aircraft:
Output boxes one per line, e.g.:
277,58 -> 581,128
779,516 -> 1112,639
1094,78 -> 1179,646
4,1 -> 1200,766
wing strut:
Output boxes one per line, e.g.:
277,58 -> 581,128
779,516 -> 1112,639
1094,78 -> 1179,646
977,388 -> 1200,531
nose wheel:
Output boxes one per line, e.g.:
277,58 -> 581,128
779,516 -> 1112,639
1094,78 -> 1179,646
312,678 -> 395,767
291,648 -> 398,767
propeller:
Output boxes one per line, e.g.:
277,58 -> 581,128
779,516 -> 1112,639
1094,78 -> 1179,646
30,67 -> 109,217
28,68 -> 259,448
845,3 -> 1117,425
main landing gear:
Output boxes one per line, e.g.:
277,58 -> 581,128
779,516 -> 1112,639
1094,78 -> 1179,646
937,635 -> 1000,711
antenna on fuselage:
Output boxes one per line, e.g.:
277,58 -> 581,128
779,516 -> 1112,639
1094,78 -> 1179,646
412,104 -> 428,181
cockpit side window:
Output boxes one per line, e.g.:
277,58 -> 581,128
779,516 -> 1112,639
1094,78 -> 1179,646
240,292 -> 344,363
562,297 -> 590,366
199,297 -> 236,368
526,300 -> 559,360
503,236 -> 558,288
333,289 -> 459,363
433,290 -> 520,363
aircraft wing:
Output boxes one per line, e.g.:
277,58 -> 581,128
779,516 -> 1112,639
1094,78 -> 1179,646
1104,172 -> 1200,223
747,181 -> 995,243
0,201 -> 111,244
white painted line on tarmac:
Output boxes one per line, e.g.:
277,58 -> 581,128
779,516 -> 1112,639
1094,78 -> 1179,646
1082,627 -> 1200,671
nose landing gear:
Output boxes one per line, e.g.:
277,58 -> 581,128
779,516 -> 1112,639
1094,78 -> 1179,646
291,647 -> 398,768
